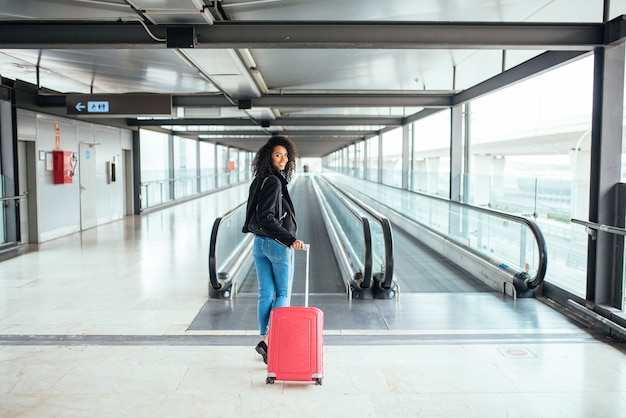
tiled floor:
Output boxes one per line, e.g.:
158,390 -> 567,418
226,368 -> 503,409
1,182 -> 626,417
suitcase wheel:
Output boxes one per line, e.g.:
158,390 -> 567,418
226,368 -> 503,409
315,378 -> 322,386
266,377 -> 275,385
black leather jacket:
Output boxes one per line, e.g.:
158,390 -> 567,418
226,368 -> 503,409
242,172 -> 297,247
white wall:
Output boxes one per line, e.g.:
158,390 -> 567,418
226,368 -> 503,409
17,110 -> 132,243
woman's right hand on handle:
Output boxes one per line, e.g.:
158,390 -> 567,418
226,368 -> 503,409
292,239 -> 306,250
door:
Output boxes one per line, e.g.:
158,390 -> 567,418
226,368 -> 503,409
79,142 -> 97,230
123,149 -> 133,215
17,141 -> 30,243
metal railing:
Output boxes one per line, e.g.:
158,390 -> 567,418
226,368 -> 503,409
569,218 -> 626,340
570,218 -> 626,237
141,172 -> 247,210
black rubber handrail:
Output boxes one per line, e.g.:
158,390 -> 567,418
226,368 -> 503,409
208,201 -> 246,292
320,176 -> 394,290
453,200 -> 548,291
329,175 -> 548,293
317,177 -> 373,290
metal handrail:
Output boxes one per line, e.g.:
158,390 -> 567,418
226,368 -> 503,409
0,193 -> 28,203
571,218 -> 626,237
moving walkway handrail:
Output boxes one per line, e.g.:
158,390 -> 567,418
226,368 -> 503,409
209,175 -> 375,299
326,172 -> 547,293
208,201 -> 248,294
312,175 -> 373,293
455,200 -> 547,291
319,176 -> 394,290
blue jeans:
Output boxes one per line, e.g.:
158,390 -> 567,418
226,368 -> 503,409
253,235 -> 294,337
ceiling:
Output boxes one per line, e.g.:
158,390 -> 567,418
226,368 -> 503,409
0,0 -> 625,158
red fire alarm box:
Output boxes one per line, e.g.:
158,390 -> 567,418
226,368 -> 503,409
52,151 -> 74,184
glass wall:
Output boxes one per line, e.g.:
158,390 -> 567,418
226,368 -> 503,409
366,136 -> 379,181
139,129 -> 171,209
216,145 -> 230,188
467,56 -> 594,296
173,136 -> 198,199
381,128 -> 403,188
139,131 -> 248,210
347,144 -> 357,177
237,149 -> 248,184
228,148 -> 238,184
199,141 -> 216,193
354,141 -> 364,178
329,149 -> 342,172
410,109 -> 451,197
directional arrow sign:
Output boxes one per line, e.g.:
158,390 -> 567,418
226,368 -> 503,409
66,94 -> 172,116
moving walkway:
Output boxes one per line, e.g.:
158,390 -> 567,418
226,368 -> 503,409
208,173 -> 395,300
208,171 -> 548,304
325,172 -> 548,299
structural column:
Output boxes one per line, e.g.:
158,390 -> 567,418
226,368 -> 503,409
589,44 -> 625,307
377,134 -> 383,183
449,105 -> 463,201
402,123 -> 410,189
132,130 -> 141,214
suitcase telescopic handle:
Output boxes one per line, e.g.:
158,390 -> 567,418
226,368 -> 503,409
304,244 -> 310,307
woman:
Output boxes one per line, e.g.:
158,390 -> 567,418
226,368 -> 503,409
242,135 -> 306,363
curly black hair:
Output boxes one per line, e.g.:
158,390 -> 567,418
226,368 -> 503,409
251,135 -> 298,181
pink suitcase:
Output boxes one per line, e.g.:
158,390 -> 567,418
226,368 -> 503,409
266,245 -> 324,385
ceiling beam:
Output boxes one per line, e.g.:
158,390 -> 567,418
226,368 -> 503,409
188,129 -> 379,136
0,20 -> 612,50
39,92 -> 454,108
127,116 -> 403,127
39,92 -> 453,108
174,93 -> 453,108
454,50 -> 590,105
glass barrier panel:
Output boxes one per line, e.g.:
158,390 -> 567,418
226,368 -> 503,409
456,207 -> 540,276
464,172 -> 587,297
200,173 -> 216,193
216,172 -> 228,188
327,172 -> 541,278
367,217 -> 385,275
140,179 -> 172,210
317,181 -> 366,276
215,208 -> 248,274
174,177 -> 197,199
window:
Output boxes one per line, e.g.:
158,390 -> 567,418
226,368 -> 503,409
139,129 -> 170,208
468,56 -> 594,296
